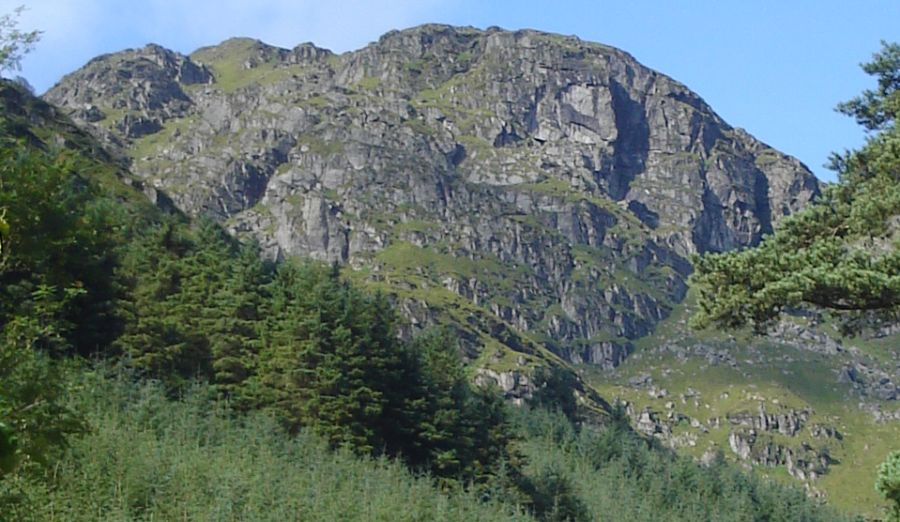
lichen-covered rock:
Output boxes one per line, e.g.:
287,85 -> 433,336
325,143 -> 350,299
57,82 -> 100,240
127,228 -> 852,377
727,403 -> 810,436
44,24 -> 819,370
728,429 -> 833,481
474,368 -> 533,405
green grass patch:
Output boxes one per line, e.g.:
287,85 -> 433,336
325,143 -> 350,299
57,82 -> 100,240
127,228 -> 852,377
128,115 -> 196,160
303,94 -> 330,108
354,76 -> 382,91
191,38 -> 306,93
456,134 -> 493,159
395,219 -> 440,234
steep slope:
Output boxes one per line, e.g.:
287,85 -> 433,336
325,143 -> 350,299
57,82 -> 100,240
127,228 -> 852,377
0,79 -> 161,221
2,75 -> 605,417
44,24 -> 818,384
34,26 -> 900,514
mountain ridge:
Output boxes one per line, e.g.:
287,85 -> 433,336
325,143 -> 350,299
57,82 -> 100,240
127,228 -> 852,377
43,22 -> 818,391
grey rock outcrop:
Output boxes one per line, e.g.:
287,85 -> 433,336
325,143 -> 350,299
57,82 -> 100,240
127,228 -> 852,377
727,403 -> 810,436
44,25 -> 819,368
728,429 -> 833,481
474,368 -> 533,404
771,319 -> 900,401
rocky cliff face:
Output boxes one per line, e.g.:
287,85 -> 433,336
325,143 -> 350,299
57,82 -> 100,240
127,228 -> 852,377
44,24 -> 819,373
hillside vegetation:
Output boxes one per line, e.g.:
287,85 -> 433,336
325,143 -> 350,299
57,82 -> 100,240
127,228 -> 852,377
688,41 -> 900,518
4,370 -> 855,522
0,79 -> 856,520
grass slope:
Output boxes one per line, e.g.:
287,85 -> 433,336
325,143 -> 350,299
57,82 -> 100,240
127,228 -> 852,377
585,293 -> 900,516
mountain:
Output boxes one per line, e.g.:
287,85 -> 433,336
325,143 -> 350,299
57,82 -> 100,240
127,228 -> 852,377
38,24 -> 899,513
1,79 -> 854,522
44,25 -> 818,378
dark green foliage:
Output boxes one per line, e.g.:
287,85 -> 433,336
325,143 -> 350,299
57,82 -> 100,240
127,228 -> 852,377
207,242 -> 268,396
0,131 -> 522,487
690,177 -> 900,330
0,143 -> 101,489
252,261 -> 407,454
508,422 -> 591,522
113,219 -> 265,388
692,41 -> 900,331
526,465 -> 590,522
836,41 -> 900,132
400,328 -> 522,484
4,371 -> 531,522
401,328 -> 473,474
467,386 -> 522,483
529,366 -> 580,423
0,307 -> 84,478
0,141 -> 120,356
118,224 -> 525,483
0,422 -> 15,474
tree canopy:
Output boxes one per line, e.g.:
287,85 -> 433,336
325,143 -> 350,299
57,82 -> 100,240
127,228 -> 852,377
0,135 -> 523,490
691,41 -> 900,331
0,6 -> 40,76
0,142 -> 96,480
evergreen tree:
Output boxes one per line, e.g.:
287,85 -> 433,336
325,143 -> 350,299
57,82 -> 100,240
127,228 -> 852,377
207,241 -> 268,400
691,41 -> 900,331
0,288 -> 84,478
114,220 -> 213,385
0,141 -> 116,350
529,366 -> 580,424
404,328 -> 522,484
253,262 -> 407,454
0,142 -> 87,488
404,328 -> 475,477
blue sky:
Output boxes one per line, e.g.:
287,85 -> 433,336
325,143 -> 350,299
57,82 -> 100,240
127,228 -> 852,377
5,0 -> 900,182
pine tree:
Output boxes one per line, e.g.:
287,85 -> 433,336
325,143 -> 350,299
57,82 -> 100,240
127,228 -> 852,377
403,328 -> 522,484
692,41 -> 900,331
406,328 -> 473,477
114,220 -> 213,385
207,241 -> 268,400
252,262 -> 408,454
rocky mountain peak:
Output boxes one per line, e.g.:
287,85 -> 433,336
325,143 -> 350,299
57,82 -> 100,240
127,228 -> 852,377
43,25 -> 819,372
191,37 -> 334,70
